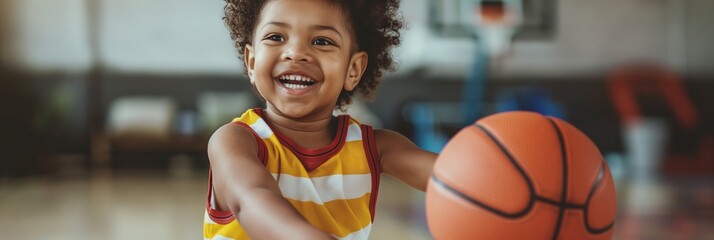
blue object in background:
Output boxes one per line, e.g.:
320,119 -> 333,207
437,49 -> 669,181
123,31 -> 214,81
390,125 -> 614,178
413,41 -> 490,153
410,103 -> 449,154
461,45 -> 489,126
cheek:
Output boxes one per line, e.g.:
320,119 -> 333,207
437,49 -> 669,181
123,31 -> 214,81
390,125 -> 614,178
323,56 -> 349,78
253,58 -> 276,80
252,59 -> 274,87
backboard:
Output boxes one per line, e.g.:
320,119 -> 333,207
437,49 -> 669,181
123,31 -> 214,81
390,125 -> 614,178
428,0 -> 556,39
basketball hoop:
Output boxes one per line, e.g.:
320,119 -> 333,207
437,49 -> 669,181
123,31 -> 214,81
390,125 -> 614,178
472,0 -> 523,56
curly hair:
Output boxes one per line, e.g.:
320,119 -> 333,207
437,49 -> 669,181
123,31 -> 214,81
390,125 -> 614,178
223,0 -> 403,109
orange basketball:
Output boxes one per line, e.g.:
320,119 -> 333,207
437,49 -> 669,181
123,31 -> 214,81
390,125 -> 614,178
426,111 -> 617,239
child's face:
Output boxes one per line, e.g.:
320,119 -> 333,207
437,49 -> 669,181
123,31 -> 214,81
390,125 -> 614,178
244,0 -> 367,120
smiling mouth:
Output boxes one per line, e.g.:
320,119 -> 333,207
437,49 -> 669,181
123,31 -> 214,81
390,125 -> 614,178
277,74 -> 317,90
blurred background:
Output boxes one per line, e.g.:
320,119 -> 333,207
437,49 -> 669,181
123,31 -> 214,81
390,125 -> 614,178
0,0 -> 712,239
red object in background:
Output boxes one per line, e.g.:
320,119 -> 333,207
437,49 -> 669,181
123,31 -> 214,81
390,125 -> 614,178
608,63 -> 713,175
608,64 -> 699,129
479,1 -> 507,23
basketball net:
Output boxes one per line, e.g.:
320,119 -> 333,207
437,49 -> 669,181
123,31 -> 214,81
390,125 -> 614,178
471,0 -> 523,56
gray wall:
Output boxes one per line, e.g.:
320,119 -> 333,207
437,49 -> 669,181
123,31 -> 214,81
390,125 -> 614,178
1,0 -> 712,77
686,0 -> 714,77
1,0 -> 239,74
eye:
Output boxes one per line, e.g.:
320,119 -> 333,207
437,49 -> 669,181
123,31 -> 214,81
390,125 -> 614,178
264,34 -> 284,42
313,37 -> 334,46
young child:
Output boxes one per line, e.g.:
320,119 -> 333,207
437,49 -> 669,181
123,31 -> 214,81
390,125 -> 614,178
204,0 -> 436,239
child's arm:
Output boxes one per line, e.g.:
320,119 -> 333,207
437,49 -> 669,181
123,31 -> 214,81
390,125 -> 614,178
375,129 -> 437,191
208,123 -> 334,240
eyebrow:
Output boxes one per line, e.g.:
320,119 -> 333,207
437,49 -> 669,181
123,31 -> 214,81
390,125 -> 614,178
261,21 -> 343,39
311,25 -> 343,38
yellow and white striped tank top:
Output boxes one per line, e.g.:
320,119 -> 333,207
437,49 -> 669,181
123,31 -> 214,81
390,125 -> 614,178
204,108 -> 381,240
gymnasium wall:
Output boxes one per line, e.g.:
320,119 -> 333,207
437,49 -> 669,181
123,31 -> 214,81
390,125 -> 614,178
2,0 -> 712,78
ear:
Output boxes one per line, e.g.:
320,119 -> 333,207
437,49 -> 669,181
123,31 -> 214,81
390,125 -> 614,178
344,51 -> 368,91
243,44 -> 256,84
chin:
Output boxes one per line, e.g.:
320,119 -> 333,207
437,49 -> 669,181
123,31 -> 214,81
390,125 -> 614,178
274,105 -> 311,117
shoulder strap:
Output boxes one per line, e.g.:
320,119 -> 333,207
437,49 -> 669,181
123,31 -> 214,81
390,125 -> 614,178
231,121 -> 268,166
361,124 -> 381,221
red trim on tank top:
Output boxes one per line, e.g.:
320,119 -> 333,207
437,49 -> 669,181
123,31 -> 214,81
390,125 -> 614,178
205,120 -> 269,224
253,108 -> 347,172
206,169 -> 235,224
361,125 -> 381,222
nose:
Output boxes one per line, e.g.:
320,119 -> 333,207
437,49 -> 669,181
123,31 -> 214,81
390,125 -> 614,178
281,40 -> 313,63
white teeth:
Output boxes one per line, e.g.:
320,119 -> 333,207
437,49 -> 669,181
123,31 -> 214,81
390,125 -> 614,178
284,83 -> 308,89
278,74 -> 315,83
277,74 -> 315,91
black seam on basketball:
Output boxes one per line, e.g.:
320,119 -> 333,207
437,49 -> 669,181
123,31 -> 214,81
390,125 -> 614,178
584,161 -> 615,234
535,195 -> 560,206
535,195 -> 586,209
472,123 -> 536,218
431,174 -> 529,218
547,117 -> 568,240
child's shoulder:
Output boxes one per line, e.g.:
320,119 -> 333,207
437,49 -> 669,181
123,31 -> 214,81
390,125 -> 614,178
208,121 -> 262,163
208,109 -> 267,158
373,128 -> 416,155
208,121 -> 255,150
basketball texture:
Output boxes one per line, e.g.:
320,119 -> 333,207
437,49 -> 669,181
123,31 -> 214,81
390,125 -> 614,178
426,111 -> 616,240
